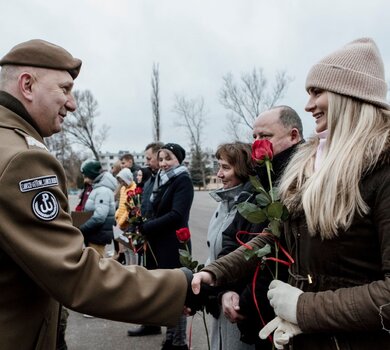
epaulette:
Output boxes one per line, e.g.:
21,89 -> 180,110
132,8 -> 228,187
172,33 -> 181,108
14,129 -> 48,151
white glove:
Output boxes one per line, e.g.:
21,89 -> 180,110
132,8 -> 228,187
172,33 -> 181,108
259,316 -> 302,349
267,280 -> 303,324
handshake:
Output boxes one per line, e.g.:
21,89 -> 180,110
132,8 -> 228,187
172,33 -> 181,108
181,268 -> 223,318
183,269 -> 304,349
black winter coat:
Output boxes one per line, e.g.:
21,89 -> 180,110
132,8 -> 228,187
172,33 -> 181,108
141,172 -> 194,269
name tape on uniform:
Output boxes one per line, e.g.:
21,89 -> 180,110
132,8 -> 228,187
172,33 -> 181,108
19,175 -> 58,192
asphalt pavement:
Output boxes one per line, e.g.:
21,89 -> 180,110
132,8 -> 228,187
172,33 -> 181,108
65,190 -> 218,350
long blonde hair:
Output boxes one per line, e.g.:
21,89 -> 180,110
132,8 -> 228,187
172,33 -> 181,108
279,92 -> 390,239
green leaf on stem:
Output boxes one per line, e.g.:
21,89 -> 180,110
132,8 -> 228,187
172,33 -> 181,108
190,261 -> 198,271
249,175 -> 265,193
255,243 -> 272,258
179,249 -> 191,258
196,264 -> 205,272
267,202 -> 284,219
179,256 -> 191,268
270,186 -> 280,201
244,248 -> 258,261
281,205 -> 289,221
237,202 -> 267,224
255,192 -> 271,207
268,220 -> 281,237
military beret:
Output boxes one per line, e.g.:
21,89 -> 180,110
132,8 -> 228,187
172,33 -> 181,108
0,39 -> 82,79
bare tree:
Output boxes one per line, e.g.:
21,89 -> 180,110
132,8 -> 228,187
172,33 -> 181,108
173,95 -> 208,189
151,63 -> 161,141
63,90 -> 108,160
220,68 -> 292,139
45,132 -> 84,189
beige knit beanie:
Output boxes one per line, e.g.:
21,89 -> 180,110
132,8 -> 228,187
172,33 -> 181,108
306,38 -> 390,110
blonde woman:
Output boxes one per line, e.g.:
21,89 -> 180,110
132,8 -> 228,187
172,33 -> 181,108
192,38 -> 390,349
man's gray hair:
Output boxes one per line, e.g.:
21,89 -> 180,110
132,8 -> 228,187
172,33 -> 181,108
271,105 -> 303,138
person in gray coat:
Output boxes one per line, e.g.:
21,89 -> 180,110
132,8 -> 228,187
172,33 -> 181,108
80,160 -> 117,258
206,142 -> 256,350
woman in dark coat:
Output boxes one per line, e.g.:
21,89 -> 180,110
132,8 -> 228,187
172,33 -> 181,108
141,143 -> 194,350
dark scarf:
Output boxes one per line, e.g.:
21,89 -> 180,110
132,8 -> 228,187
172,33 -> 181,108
0,90 -> 41,134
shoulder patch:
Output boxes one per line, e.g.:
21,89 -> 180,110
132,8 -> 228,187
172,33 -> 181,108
25,135 -> 48,151
14,129 -> 48,151
32,191 -> 59,221
20,175 -> 59,192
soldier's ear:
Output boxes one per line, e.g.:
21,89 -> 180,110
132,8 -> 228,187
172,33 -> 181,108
18,72 -> 35,102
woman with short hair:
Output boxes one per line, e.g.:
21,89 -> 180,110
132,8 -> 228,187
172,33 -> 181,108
207,142 -> 256,350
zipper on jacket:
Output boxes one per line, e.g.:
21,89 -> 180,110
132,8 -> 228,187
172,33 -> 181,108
332,336 -> 341,350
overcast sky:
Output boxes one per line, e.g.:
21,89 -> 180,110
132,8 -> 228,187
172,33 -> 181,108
1,0 -> 389,154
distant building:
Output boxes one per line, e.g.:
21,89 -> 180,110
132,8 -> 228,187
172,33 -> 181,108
99,150 -> 146,171
98,148 -> 221,189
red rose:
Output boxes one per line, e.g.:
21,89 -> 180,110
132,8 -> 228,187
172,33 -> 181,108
135,187 -> 143,195
252,139 -> 273,164
176,227 -> 191,243
127,190 -> 136,198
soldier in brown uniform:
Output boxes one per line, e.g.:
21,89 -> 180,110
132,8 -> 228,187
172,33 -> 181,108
0,39 -> 193,350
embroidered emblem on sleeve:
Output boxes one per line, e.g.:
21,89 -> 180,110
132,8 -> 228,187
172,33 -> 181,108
19,175 -> 58,192
32,191 -> 59,221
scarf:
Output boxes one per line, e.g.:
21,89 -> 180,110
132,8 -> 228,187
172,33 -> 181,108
314,129 -> 328,171
150,165 -> 189,203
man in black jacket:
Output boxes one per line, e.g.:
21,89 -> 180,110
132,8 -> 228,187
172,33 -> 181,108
218,106 -> 303,349
127,141 -> 164,337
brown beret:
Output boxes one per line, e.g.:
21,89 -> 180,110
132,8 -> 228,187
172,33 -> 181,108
0,39 -> 82,79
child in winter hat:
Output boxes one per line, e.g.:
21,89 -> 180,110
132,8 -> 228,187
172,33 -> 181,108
116,168 -> 134,186
115,168 -> 137,230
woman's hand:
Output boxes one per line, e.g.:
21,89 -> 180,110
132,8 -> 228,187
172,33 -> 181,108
221,291 -> 245,323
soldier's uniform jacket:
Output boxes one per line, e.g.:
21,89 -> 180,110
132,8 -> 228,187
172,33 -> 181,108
0,93 -> 188,350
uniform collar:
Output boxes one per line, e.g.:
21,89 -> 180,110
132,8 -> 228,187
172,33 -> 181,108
0,90 -> 42,135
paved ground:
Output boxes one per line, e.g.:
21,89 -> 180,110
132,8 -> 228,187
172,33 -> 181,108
65,190 -> 217,350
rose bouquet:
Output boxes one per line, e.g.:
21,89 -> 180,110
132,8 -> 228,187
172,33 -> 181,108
116,186 -> 157,266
